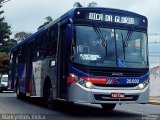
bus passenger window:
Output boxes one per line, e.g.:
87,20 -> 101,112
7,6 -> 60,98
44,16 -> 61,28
34,38 -> 40,61
46,25 -> 58,58
17,46 -> 27,64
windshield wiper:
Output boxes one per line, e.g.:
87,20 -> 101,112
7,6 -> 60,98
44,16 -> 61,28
93,24 -> 106,46
93,25 -> 108,55
121,32 -> 125,60
121,30 -> 133,60
93,26 -> 104,43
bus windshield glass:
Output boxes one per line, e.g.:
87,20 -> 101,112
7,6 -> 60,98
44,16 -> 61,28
72,25 -> 148,68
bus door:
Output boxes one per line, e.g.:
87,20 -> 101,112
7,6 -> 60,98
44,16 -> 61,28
57,23 -> 69,99
25,43 -> 34,95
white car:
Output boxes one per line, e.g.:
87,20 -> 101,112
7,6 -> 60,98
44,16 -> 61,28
0,74 -> 8,92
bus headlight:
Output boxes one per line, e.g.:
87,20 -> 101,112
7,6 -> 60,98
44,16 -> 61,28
70,73 -> 76,78
138,79 -> 149,90
138,83 -> 145,89
70,73 -> 85,85
85,81 -> 93,88
70,73 -> 92,88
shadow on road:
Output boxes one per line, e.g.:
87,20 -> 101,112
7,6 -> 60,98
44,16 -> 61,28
23,97 -> 142,119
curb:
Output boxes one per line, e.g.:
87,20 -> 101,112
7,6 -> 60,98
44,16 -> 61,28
149,100 -> 160,105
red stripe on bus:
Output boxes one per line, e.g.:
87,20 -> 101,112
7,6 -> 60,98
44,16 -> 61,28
67,76 -> 76,83
110,79 -> 116,84
82,77 -> 109,84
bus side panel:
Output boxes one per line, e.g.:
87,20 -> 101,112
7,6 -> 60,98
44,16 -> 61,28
32,59 -> 56,98
43,58 -> 57,99
16,64 -> 26,93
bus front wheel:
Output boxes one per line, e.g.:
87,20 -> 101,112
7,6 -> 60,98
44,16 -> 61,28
47,88 -> 54,109
43,83 -> 55,109
101,103 -> 116,110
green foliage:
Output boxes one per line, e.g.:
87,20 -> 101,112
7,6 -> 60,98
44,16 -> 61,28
38,16 -> 53,30
87,2 -> 98,7
0,0 -> 12,74
0,52 -> 9,74
0,0 -> 11,44
14,31 -> 32,42
3,39 -> 17,52
0,0 -> 12,53
73,2 -> 83,7
0,0 -> 4,5
73,1 -> 98,7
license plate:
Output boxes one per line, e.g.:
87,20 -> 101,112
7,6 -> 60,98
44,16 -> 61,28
111,93 -> 125,98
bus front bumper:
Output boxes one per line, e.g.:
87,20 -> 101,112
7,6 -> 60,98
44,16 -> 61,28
68,83 -> 149,104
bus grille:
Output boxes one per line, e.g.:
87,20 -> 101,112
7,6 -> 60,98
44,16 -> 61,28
93,84 -> 138,87
88,70 -> 144,77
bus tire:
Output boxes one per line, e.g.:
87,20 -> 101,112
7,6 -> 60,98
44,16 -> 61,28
0,88 -> 2,93
101,103 -> 116,110
16,83 -> 23,99
47,87 -> 54,109
43,79 -> 56,109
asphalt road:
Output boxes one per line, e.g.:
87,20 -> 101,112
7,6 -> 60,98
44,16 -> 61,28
0,92 -> 160,120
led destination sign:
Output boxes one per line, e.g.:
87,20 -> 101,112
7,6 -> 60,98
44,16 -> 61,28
75,10 -> 146,26
88,13 -> 135,25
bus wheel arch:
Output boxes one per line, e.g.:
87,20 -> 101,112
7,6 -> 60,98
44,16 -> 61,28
43,76 -> 52,97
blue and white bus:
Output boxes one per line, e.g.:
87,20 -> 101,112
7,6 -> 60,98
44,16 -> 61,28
9,7 -> 149,110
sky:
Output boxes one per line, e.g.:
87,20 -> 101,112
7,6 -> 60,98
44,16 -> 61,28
2,0 -> 160,36
2,0 -> 160,67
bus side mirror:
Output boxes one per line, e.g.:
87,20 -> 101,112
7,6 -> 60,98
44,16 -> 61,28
50,60 -> 56,67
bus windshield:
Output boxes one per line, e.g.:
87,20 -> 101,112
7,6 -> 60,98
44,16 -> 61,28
72,25 -> 148,68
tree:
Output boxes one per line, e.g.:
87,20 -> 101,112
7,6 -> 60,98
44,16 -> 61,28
0,0 -> 11,45
0,0 -> 12,74
73,2 -> 83,7
73,2 -> 98,7
87,2 -> 98,7
38,16 -> 53,30
0,52 -> 9,74
0,0 -> 12,54
45,16 -> 53,23
14,31 -> 32,42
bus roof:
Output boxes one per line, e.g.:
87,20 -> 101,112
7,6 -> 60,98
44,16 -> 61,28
11,7 -> 147,52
